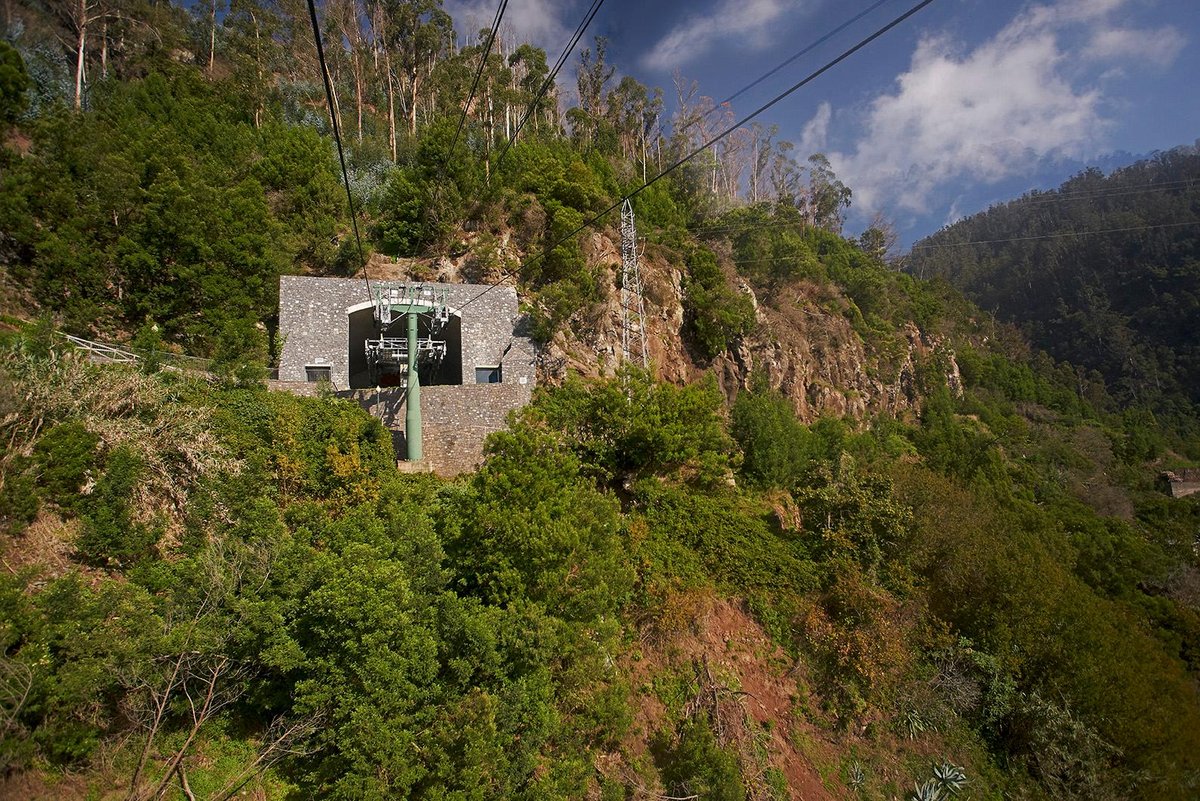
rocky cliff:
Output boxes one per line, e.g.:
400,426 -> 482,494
366,228 -> 963,423
540,232 -> 962,422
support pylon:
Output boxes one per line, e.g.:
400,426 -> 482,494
620,198 -> 648,369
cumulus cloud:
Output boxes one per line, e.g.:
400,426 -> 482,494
1085,26 -> 1185,66
829,0 -> 1186,215
641,0 -> 794,72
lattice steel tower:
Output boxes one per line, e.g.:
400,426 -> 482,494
620,198 -> 648,368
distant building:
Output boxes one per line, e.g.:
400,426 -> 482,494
277,276 -> 537,475
1160,468 -> 1200,499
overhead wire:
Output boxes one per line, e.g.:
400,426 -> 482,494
457,0 -> 606,217
455,0 -> 938,312
445,0 -> 510,168
305,0 -> 371,299
909,220 -> 1200,250
676,0 -> 896,137
495,0 -> 606,166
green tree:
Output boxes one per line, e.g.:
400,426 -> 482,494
683,246 -> 755,359
0,41 -> 30,126
76,446 -> 158,567
731,382 -> 813,488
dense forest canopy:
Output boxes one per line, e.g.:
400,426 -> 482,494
1,1 -> 1199,800
909,148 -> 1200,417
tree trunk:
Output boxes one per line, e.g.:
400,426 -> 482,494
208,0 -> 217,74
145,658 -> 229,801
640,127 -> 647,183
352,48 -> 363,142
407,71 -> 419,136
750,137 -> 758,202
384,51 -> 397,160
73,0 -> 87,109
252,11 -> 263,127
127,653 -> 186,797
329,73 -> 343,136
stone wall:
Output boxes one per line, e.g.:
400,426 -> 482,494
347,383 -> 533,476
267,379 -> 320,397
277,276 -> 537,476
278,276 -> 535,390
1163,468 -> 1200,499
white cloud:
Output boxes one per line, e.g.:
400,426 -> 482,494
1007,0 -> 1126,34
799,102 -> 831,154
829,0 -> 1186,215
641,0 -> 793,72
1085,26 -> 1185,66
834,30 -> 1105,213
944,198 -> 964,227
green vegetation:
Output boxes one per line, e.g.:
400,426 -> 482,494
911,148 -> 1200,431
3,331 -> 1196,798
2,3 -> 1198,798
682,246 -> 756,360
0,71 -> 341,345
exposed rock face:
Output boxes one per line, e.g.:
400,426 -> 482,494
366,230 -> 962,423
540,232 -> 962,424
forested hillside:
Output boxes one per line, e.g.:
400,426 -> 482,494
909,148 -> 1200,418
2,2 -> 1200,800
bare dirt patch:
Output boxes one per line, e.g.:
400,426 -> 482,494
1,510 -> 115,588
607,596 -> 846,800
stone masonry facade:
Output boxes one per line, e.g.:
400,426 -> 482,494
1162,468 -> 1200,499
349,383 -> 533,476
279,275 -> 535,389
277,276 -> 537,475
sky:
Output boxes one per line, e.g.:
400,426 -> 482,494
443,0 -> 1199,248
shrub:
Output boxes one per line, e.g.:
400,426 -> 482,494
652,718 -> 745,801
731,384 -> 814,488
683,247 -> 755,359
0,457 -> 39,535
32,420 -> 100,511
76,447 -> 158,567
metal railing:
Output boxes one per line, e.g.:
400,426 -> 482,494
61,333 -> 216,375
62,334 -> 138,363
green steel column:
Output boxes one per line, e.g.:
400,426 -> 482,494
406,310 -> 422,461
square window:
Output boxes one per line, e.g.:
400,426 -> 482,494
306,365 -> 332,383
475,366 -> 501,384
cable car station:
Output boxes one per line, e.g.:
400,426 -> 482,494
276,275 -> 537,474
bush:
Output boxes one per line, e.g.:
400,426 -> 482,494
76,447 -> 158,567
530,368 -> 736,486
652,718 -> 745,801
683,247 -> 755,359
372,167 -> 433,256
0,457 -> 39,535
32,420 -> 100,511
731,384 -> 814,488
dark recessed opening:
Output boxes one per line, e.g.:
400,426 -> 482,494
348,308 -> 463,389
306,365 -> 331,382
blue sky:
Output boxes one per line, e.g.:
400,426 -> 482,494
444,0 -> 1199,247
